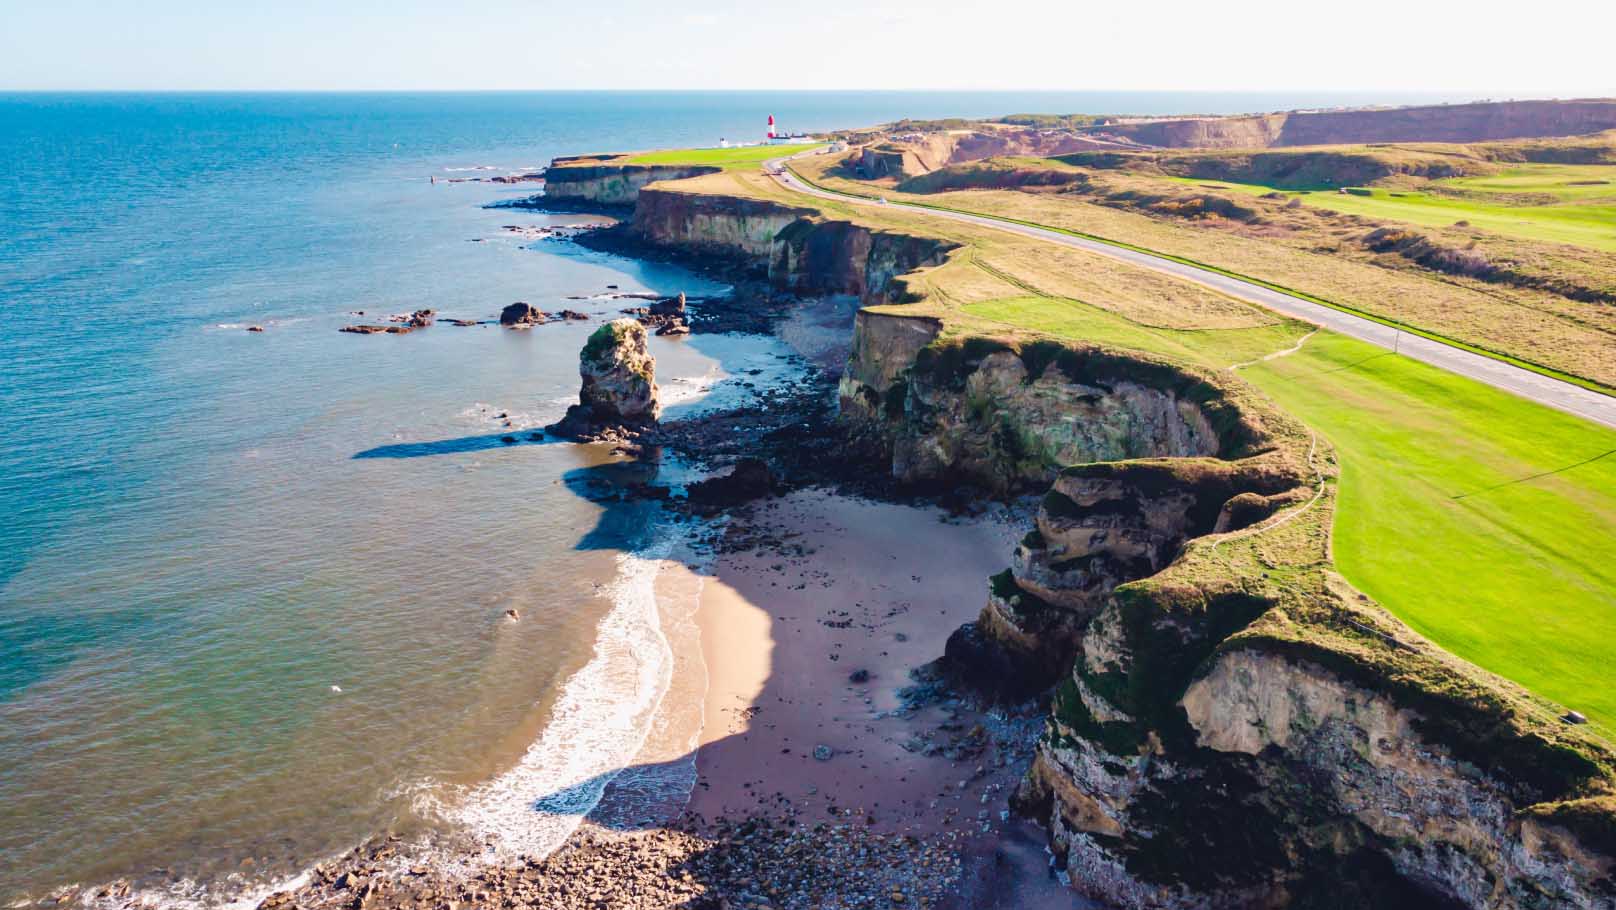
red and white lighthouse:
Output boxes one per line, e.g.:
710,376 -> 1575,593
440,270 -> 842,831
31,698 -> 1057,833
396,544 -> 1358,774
767,114 -> 776,140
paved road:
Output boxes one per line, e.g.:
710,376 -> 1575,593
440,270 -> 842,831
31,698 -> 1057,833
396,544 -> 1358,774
764,155 -> 1616,430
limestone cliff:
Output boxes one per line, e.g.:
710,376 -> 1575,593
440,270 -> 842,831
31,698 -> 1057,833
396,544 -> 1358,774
630,185 -> 955,305
541,158 -> 721,208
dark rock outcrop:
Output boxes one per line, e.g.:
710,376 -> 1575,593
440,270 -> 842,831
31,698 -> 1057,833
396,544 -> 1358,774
500,302 -> 545,327
684,458 -> 776,512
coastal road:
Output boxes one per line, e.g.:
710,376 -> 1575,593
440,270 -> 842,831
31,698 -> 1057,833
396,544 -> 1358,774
763,154 -> 1616,430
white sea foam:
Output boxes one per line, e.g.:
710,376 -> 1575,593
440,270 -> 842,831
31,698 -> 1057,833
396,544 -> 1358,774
79,867 -> 313,910
440,533 -> 681,861
659,370 -> 725,408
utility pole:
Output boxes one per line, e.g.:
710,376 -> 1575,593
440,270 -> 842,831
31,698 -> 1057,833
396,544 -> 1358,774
1393,329 -> 1401,355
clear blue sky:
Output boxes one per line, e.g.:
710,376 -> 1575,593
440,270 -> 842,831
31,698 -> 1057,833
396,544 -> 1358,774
3,0 -> 1614,94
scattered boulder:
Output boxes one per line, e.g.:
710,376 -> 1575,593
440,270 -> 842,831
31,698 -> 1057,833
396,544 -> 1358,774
505,609 -> 520,620
848,669 -> 871,684
1565,710 -> 1589,725
245,325 -> 265,333
556,309 -> 590,321
500,302 -> 546,327
656,323 -> 691,337
395,309 -> 435,328
547,319 -> 660,440
813,744 -> 834,761
445,318 -> 479,327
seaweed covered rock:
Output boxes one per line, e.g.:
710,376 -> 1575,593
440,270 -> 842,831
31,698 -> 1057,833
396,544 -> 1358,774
548,318 -> 660,440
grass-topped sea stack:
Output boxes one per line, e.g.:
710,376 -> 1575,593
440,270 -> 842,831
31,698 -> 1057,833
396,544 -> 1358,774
547,318 -> 660,441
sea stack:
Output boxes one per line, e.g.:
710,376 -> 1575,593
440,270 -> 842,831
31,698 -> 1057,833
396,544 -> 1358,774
548,318 -> 660,440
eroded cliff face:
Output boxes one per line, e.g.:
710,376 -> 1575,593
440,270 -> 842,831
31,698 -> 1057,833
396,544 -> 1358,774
1181,651 -> 1611,906
841,334 -> 1245,494
632,187 -> 812,260
631,187 -> 955,303
1021,593 -> 1616,910
542,160 -> 721,208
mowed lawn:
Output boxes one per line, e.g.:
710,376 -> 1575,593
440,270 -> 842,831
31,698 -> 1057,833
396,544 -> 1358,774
624,143 -> 820,168
1243,332 -> 1616,728
1166,163 -> 1616,251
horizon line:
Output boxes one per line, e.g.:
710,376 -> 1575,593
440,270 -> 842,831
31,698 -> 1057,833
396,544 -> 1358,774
1,88 -> 1605,99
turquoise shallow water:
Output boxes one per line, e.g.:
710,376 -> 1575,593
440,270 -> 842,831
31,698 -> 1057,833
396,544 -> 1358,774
0,90 -> 1466,901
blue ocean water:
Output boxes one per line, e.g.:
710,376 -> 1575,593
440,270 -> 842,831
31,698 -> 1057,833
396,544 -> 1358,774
0,90 -> 1472,902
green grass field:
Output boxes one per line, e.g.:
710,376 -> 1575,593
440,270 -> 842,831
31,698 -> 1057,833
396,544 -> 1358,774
1166,164 -> 1616,251
1242,333 -> 1616,728
623,143 -> 820,168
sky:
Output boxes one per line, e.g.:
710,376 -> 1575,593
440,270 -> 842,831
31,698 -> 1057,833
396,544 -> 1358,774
2,0 -> 1614,95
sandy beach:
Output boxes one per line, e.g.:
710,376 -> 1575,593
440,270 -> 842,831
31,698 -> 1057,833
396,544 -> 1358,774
681,490 -> 1024,831
644,488 -> 1083,908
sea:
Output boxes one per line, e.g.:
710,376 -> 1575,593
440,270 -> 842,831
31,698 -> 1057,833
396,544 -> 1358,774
0,89 -> 1472,904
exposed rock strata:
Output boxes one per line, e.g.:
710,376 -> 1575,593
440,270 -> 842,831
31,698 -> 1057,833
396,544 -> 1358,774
541,159 -> 721,208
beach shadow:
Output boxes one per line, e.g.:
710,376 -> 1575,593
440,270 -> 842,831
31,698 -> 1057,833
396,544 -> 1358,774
352,430 -> 559,459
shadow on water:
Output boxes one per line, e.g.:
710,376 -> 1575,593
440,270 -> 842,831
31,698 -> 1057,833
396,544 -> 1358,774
352,430 -> 558,459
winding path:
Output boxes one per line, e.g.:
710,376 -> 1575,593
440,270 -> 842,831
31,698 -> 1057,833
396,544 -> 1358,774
763,154 -> 1616,430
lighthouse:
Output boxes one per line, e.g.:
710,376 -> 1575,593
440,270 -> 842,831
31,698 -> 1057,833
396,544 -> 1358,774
767,114 -> 776,140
